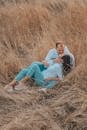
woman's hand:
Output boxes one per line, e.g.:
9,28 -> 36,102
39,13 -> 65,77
42,60 -> 49,67
45,77 -> 52,82
45,77 -> 62,81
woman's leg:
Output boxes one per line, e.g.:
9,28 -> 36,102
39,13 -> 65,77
13,63 -> 44,90
15,61 -> 45,83
15,62 -> 42,82
9,63 -> 44,87
15,68 -> 28,81
5,68 -> 29,90
27,61 -> 46,71
26,64 -> 44,86
5,62 -> 44,90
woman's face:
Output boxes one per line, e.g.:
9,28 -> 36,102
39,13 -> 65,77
56,44 -> 64,54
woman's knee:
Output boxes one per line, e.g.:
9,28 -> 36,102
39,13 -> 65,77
27,62 -> 37,68
32,64 -> 39,69
20,68 -> 28,73
31,61 -> 41,65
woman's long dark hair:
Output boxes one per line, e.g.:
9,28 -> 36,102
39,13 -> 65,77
61,55 -> 71,75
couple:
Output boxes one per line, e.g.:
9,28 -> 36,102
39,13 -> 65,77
5,41 -> 75,92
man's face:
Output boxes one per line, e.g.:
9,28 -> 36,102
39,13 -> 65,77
56,44 -> 64,54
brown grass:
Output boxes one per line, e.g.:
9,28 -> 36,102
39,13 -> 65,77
0,0 -> 87,130
0,0 -> 87,84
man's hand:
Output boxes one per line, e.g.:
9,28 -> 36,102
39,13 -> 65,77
42,60 -> 49,67
53,57 -> 63,63
59,53 -> 64,58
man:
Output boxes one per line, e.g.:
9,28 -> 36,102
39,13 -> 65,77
44,41 -> 75,68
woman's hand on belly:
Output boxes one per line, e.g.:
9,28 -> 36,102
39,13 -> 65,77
45,77 -> 62,81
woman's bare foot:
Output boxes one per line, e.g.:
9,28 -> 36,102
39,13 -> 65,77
4,80 -> 19,92
14,82 -> 28,91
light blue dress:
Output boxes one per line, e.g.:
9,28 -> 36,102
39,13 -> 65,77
15,62 -> 63,89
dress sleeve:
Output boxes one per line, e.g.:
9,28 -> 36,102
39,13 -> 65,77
56,64 -> 63,79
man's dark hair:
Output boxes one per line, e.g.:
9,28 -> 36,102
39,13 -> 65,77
61,55 -> 71,75
56,41 -> 63,48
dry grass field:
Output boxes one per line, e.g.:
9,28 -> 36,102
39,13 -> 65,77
0,0 -> 87,130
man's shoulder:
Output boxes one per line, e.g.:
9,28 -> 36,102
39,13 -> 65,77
49,48 -> 57,53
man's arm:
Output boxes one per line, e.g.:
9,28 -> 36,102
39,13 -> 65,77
53,57 -> 63,63
64,46 -> 75,68
45,49 -> 54,61
69,53 -> 75,68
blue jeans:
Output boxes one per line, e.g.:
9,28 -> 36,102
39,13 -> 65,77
15,62 -> 46,86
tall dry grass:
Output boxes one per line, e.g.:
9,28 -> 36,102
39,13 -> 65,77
0,1 -> 87,130
0,0 -> 87,86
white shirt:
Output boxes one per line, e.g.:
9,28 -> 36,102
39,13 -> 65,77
45,46 -> 75,68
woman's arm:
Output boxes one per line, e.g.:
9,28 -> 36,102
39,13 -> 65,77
42,60 -> 49,67
45,77 -> 62,81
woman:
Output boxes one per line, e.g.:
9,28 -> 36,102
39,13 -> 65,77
5,55 -> 71,92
